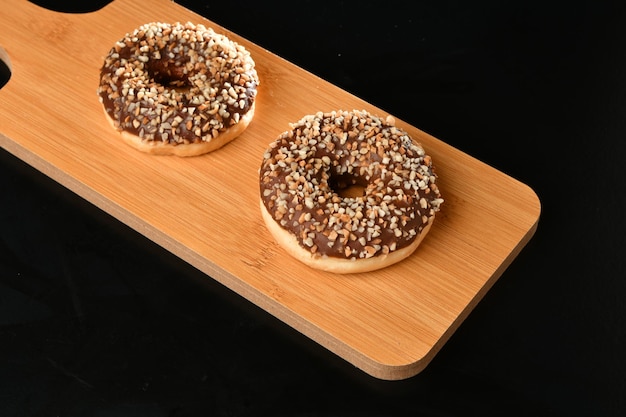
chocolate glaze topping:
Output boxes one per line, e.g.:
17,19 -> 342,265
260,110 -> 443,260
98,22 -> 258,145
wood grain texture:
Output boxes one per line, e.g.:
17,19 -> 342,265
0,0 -> 540,380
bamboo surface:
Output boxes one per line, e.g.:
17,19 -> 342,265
0,0 -> 540,380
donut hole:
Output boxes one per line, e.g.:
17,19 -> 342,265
329,174 -> 367,199
147,62 -> 190,89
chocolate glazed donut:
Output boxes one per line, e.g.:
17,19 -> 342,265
259,110 -> 443,274
98,22 -> 259,156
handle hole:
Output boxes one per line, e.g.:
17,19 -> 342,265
0,47 -> 11,90
28,0 -> 113,13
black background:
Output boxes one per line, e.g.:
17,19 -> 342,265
2,1 -> 625,416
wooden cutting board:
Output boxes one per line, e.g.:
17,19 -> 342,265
0,0 -> 540,380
